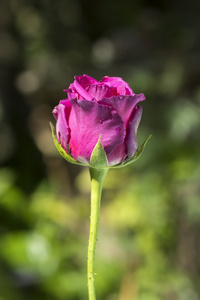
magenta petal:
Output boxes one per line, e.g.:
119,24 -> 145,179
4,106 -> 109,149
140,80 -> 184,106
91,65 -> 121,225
99,93 -> 145,126
125,106 -> 143,157
66,75 -> 99,100
73,80 -> 93,100
86,84 -> 117,100
66,86 -> 80,101
100,76 -> 134,95
107,143 -> 127,165
68,99 -> 126,163
52,101 -> 71,150
75,74 -> 99,87
59,99 -> 72,116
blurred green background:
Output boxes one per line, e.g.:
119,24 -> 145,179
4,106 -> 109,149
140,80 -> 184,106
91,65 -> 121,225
0,0 -> 200,299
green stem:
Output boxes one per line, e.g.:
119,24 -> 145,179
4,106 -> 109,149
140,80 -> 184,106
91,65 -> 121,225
87,167 -> 108,300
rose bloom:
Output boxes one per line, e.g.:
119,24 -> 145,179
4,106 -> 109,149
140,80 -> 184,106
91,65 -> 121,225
52,75 -> 145,166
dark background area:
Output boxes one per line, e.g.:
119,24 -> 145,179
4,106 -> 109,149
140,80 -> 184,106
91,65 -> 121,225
0,0 -> 200,299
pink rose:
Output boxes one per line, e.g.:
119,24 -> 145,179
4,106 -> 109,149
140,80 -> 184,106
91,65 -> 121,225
52,75 -> 145,166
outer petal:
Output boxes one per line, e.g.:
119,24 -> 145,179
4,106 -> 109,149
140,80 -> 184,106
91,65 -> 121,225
59,99 -> 72,117
100,76 -> 134,95
107,142 -> 127,165
68,99 -> 126,163
52,99 -> 72,151
125,105 -> 143,157
99,93 -> 145,126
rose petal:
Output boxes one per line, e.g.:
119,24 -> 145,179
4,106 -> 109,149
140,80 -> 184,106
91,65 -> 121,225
99,93 -> 145,126
52,101 -> 71,150
66,75 -> 98,100
65,87 -> 79,101
59,99 -> 72,117
73,79 -> 93,100
86,84 -> 117,100
107,143 -> 127,165
75,74 -> 99,87
100,76 -> 134,95
68,98 -> 126,163
125,105 -> 143,157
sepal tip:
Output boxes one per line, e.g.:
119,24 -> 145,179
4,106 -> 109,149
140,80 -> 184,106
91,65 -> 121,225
111,134 -> 152,168
90,136 -> 108,169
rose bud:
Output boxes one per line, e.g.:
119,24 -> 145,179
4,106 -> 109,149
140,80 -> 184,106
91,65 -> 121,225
51,75 -> 150,168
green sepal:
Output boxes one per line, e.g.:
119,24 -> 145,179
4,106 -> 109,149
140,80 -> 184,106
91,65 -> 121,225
50,122 -> 85,166
111,134 -> 152,169
90,136 -> 108,169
